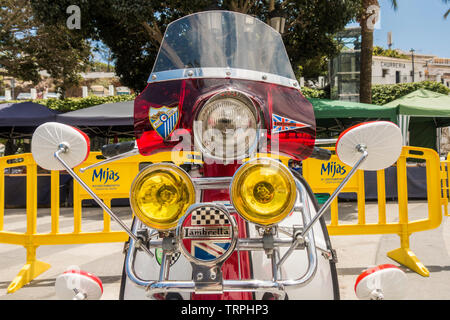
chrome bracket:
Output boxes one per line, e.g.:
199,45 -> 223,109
192,264 -> 224,294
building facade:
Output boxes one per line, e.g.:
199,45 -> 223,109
372,52 -> 450,88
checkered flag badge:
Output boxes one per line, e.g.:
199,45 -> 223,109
155,248 -> 180,266
191,207 -> 230,225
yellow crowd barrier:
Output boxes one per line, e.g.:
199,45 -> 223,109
0,146 -> 444,293
0,150 -> 200,293
303,146 -> 442,277
441,153 -> 449,217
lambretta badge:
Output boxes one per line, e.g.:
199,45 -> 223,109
184,226 -> 231,238
149,105 -> 179,139
179,206 -> 235,264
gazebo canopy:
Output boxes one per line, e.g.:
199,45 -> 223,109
56,100 -> 134,126
56,100 -> 134,137
384,89 -> 450,127
308,98 -> 398,137
384,89 -> 450,150
0,101 -> 59,138
310,98 -> 398,121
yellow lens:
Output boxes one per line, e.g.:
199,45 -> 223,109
130,164 -> 195,230
231,158 -> 296,226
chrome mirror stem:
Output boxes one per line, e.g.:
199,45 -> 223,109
301,146 -> 368,237
79,148 -> 139,173
54,146 -> 154,258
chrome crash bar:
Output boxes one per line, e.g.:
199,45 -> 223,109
125,177 -> 318,297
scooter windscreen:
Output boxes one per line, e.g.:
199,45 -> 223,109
134,11 -> 316,161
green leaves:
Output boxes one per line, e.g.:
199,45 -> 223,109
372,81 -> 450,105
1,1 -> 92,95
300,86 -> 327,99
30,0 -> 362,92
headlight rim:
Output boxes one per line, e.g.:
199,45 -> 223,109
129,163 -> 196,231
193,90 -> 261,162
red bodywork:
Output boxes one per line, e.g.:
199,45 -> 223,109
134,78 -> 316,299
134,78 -> 316,161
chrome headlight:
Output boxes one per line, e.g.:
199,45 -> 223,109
193,91 -> 259,161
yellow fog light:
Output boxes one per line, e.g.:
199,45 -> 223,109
130,163 -> 195,231
230,158 -> 296,226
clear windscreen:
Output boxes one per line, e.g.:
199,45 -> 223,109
152,11 -> 296,80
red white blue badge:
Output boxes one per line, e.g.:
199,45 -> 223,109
149,105 -> 179,139
178,206 -> 236,265
272,113 -> 310,134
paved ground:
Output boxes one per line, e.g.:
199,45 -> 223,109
0,200 -> 449,300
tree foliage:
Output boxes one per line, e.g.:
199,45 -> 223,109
31,0 -> 361,92
0,0 -> 92,97
373,46 -> 409,59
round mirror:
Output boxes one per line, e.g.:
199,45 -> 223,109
31,122 -> 90,171
355,264 -> 407,300
336,121 -> 402,171
55,269 -> 103,300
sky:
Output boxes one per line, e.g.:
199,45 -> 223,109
348,0 -> 450,58
93,1 -> 450,64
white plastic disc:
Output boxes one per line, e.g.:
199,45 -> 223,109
31,122 -> 90,171
55,270 -> 103,300
355,264 -> 408,300
336,121 -> 402,171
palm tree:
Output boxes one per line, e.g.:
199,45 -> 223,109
360,0 -> 448,103
443,0 -> 449,18
359,0 -> 397,104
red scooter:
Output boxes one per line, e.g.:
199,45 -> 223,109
31,10 -> 407,300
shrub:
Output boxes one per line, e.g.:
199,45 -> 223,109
372,81 -> 450,105
300,87 -> 327,99
0,94 -> 136,112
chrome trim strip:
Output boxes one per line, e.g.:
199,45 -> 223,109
315,139 -> 338,145
148,67 -> 300,89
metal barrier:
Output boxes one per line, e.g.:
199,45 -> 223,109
0,146 -> 444,293
303,146 -> 442,277
441,153 -> 449,217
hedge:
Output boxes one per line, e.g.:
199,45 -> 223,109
372,81 -> 450,105
0,94 -> 136,112
300,86 -> 327,99
1,81 -> 448,112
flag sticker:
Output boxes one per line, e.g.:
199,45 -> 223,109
272,113 -> 310,133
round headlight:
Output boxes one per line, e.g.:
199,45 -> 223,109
130,164 -> 195,231
193,91 -> 258,161
230,158 -> 296,226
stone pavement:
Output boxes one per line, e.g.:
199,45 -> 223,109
0,200 -> 449,300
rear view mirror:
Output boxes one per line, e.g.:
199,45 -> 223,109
355,264 -> 408,300
31,122 -> 90,171
336,121 -> 403,171
55,269 -> 103,300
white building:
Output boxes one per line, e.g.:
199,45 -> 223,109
372,55 -> 427,85
372,52 -> 450,88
